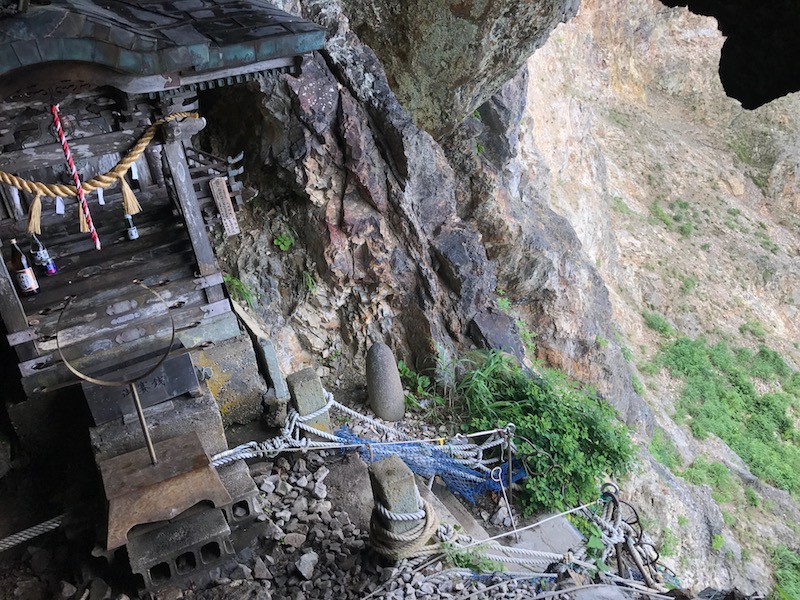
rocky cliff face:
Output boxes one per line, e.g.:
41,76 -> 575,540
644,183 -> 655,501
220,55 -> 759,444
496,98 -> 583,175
199,0 -> 799,594
522,0 -> 800,592
338,0 -> 578,138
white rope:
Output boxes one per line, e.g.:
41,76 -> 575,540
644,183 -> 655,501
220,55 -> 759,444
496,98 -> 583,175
0,515 -> 65,553
377,501 -> 426,522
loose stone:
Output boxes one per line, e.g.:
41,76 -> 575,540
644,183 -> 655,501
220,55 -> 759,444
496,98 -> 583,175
295,551 -> 319,580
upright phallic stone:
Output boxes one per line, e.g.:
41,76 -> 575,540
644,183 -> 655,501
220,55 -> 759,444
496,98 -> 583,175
287,368 -> 332,436
366,343 -> 405,422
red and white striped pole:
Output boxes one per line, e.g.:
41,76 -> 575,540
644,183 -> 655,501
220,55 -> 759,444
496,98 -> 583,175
51,104 -> 101,250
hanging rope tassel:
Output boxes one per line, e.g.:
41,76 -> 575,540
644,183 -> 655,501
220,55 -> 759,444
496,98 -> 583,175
118,174 -> 141,216
78,203 -> 89,233
51,104 -> 100,250
26,193 -> 42,234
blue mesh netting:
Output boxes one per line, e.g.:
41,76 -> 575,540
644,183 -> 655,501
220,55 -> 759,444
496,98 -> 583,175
335,426 -> 526,503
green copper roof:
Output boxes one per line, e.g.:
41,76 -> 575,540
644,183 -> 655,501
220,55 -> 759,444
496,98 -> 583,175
0,1 -> 325,88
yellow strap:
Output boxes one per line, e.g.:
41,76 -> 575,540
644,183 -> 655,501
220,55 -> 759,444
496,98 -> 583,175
0,111 -> 199,198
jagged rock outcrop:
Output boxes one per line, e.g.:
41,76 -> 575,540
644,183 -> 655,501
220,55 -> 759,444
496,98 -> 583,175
338,0 -> 579,138
201,0 -> 497,374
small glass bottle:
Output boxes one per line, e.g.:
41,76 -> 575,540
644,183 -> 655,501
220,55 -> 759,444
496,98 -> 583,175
8,238 -> 40,295
124,214 -> 139,240
30,233 -> 58,276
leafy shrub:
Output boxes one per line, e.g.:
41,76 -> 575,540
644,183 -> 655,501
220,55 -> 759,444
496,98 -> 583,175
745,487 -> 760,508
649,202 -> 674,230
643,311 -> 676,336
660,529 -> 679,557
632,375 -> 644,395
460,352 -> 634,514
711,534 -> 724,552
273,231 -> 294,251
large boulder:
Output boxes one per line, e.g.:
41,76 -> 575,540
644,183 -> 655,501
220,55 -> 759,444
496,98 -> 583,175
338,0 -> 579,137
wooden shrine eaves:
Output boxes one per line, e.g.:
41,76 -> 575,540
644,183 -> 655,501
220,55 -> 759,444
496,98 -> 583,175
0,0 -> 325,97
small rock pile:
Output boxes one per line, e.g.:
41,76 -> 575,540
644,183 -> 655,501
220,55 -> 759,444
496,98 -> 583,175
187,452 -> 385,600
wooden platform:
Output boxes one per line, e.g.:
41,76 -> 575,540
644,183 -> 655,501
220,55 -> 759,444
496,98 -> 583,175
0,92 -> 241,405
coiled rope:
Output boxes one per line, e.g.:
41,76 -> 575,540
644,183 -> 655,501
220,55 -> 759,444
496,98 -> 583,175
369,496 -> 441,560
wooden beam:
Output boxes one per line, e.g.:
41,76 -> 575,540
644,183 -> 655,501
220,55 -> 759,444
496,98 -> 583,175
161,132 -> 224,304
0,237 -> 37,361
0,130 -> 141,173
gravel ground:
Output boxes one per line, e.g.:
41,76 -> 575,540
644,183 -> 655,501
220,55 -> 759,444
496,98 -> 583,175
182,451 -> 604,600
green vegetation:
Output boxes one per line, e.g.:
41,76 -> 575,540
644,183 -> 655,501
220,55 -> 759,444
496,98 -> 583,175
658,337 -> 800,495
650,428 -> 682,471
273,230 -> 295,251
711,534 -> 724,552
516,319 -> 537,355
611,195 -> 634,215
678,222 -> 693,237
596,335 -> 609,348
649,201 -> 674,230
397,359 -> 439,413
677,515 -> 688,527
496,289 -> 511,313
632,375 -> 644,396
730,129 -> 777,194
660,529 -> 679,557
222,273 -> 255,308
740,319 -> 767,339
643,311 -> 676,336
443,542 -> 503,573
745,486 -> 760,508
303,271 -> 317,294
403,351 -> 634,514
462,352 -> 634,513
682,459 -> 739,504
475,142 -> 486,155
679,275 -> 697,294
608,109 -> 631,129
700,243 -> 711,251
755,229 -> 780,254
772,546 -> 800,600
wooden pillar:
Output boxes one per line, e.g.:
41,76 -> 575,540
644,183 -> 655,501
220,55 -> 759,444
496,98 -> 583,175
0,238 -> 38,361
160,121 -> 224,305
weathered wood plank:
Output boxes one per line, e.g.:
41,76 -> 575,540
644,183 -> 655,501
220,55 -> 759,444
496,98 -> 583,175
0,237 -> 38,360
0,130 -> 142,173
161,137 -> 224,304
34,288 -> 207,353
21,271 -> 223,340
18,236 -> 194,312
20,299 -> 233,394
